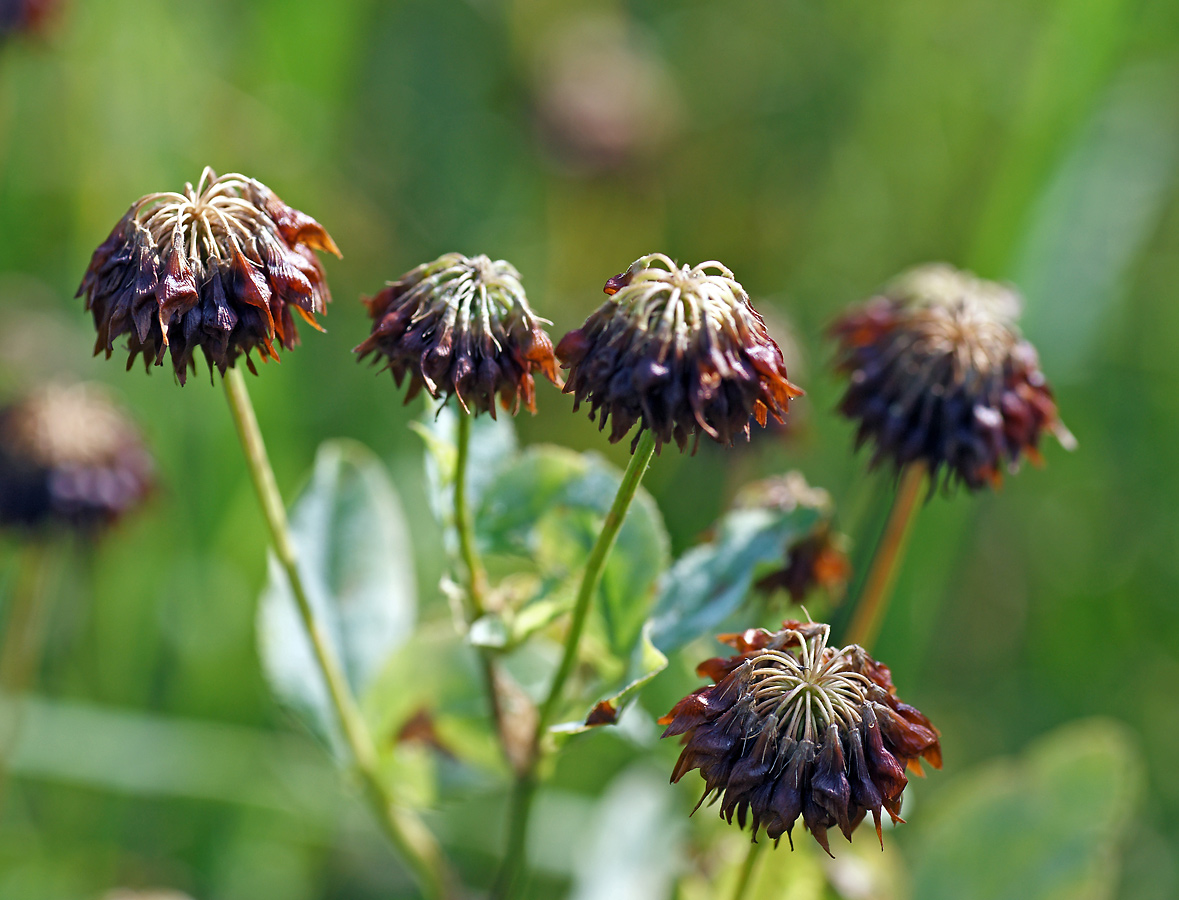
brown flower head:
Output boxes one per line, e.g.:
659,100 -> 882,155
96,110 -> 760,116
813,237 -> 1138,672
0,384 -> 154,532
832,264 -> 1075,491
754,526 -> 851,604
355,253 -> 560,417
77,167 -> 339,384
556,254 -> 802,452
732,473 -> 851,604
660,621 -> 941,855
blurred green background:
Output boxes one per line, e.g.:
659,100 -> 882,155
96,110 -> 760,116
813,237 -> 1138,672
0,0 -> 1177,897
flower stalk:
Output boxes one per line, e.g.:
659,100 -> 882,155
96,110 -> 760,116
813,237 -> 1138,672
453,409 -> 512,757
730,841 -> 764,900
0,539 -> 54,805
222,367 -> 450,900
492,428 -> 658,897
846,462 -> 927,649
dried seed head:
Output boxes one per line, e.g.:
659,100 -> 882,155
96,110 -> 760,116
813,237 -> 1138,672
831,263 -> 1075,491
355,253 -> 560,417
754,525 -> 851,604
557,254 -> 803,452
0,384 -> 154,532
734,473 -> 851,604
77,167 -> 339,384
660,621 -> 941,855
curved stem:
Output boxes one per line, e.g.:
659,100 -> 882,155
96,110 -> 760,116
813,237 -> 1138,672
492,430 -> 658,898
731,840 -> 764,900
845,462 -> 927,650
223,368 -> 451,900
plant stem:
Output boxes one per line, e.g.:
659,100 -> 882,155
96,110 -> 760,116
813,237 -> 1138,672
222,368 -> 451,900
453,411 -> 507,756
454,412 -> 489,620
730,841 -> 764,900
0,539 -> 54,804
491,429 -> 658,898
845,462 -> 927,649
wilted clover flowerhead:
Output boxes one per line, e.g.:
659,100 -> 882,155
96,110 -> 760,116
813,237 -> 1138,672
660,621 -> 941,855
832,264 -> 1075,491
0,384 -> 154,532
557,254 -> 802,452
77,168 -> 339,384
355,253 -> 560,417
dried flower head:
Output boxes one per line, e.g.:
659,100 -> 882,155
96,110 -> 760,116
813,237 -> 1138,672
77,167 -> 339,384
660,621 -> 941,854
0,384 -> 154,532
355,253 -> 560,416
754,526 -> 851,604
557,254 -> 802,452
532,14 -> 680,174
832,263 -> 1075,491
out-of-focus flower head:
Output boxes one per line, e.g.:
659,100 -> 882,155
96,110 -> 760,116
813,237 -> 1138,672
531,13 -> 681,175
355,253 -> 560,417
660,621 -> 941,855
556,254 -> 802,452
0,0 -> 56,40
0,383 -> 154,533
831,263 -> 1075,491
734,473 -> 850,604
77,167 -> 339,384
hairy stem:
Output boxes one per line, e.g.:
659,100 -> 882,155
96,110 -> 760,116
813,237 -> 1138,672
223,368 -> 451,900
492,429 -> 658,898
845,461 -> 927,649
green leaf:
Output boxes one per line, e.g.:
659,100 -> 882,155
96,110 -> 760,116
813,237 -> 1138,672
649,504 -> 823,654
257,440 -> 417,755
477,445 -> 670,657
908,717 -> 1143,900
554,622 -> 669,734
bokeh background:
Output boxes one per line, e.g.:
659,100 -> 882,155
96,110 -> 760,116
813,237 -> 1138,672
0,0 -> 1176,897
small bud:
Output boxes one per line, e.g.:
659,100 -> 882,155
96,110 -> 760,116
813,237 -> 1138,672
660,621 -> 941,853
0,384 -> 154,533
557,254 -> 802,452
355,253 -> 560,417
77,168 -> 339,384
831,263 -> 1075,491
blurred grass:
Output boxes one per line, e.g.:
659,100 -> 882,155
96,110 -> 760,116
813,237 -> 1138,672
1,0 -> 1178,897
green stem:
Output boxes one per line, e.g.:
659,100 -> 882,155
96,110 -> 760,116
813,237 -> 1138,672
222,368 -> 451,900
453,411 -> 508,756
492,429 -> 658,898
0,540 -> 54,805
845,462 -> 927,650
454,412 -> 489,620
730,841 -> 764,900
